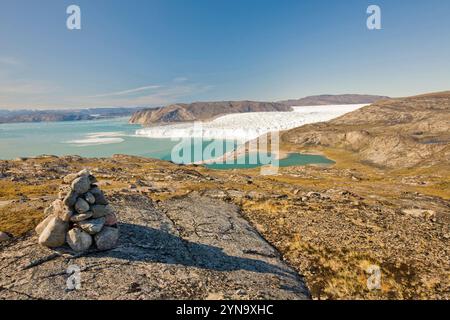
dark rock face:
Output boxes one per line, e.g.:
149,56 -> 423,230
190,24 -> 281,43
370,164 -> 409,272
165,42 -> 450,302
0,193 -> 310,300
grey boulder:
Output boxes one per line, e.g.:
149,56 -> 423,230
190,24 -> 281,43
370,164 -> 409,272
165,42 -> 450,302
71,175 -> 91,194
89,187 -> 108,205
38,217 -> 68,247
78,217 -> 105,235
66,228 -> 92,252
35,215 -> 55,235
84,192 -> 96,204
91,204 -> 114,218
75,198 -> 90,214
50,199 -> 73,222
63,189 -> 78,208
70,211 -> 93,222
94,226 -> 119,251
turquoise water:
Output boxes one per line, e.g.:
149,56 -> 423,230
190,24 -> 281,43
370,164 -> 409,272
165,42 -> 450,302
206,152 -> 334,170
0,118 -> 333,168
0,117 -> 180,160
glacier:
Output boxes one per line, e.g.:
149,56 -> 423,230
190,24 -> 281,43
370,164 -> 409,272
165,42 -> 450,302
135,104 -> 367,142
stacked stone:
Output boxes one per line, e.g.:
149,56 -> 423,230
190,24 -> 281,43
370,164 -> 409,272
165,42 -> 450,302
35,169 -> 119,252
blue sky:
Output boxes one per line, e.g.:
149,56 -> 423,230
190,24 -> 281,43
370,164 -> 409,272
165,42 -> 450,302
0,0 -> 449,109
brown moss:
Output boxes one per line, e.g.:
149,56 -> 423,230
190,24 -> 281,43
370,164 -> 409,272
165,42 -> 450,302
0,204 -> 45,236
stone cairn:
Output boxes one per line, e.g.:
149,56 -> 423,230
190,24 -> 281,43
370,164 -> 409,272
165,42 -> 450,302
35,169 -> 119,252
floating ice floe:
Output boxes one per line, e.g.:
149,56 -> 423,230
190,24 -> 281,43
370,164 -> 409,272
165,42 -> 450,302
66,132 -> 126,146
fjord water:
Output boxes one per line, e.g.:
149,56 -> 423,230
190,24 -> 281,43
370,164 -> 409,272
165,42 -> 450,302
0,117 -> 179,160
0,117 -> 333,168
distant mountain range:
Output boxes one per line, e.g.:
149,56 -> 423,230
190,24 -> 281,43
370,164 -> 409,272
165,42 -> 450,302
0,107 -> 143,124
0,94 -> 388,125
277,94 -> 389,107
129,94 -> 389,125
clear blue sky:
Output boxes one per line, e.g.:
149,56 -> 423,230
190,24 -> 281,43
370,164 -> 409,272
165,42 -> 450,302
0,0 -> 449,109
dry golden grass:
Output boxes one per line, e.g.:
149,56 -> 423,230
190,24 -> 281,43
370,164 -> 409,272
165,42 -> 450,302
0,181 -> 58,201
0,203 -> 45,236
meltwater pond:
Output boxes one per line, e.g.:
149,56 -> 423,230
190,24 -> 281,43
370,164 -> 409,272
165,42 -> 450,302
0,117 -> 334,169
205,153 -> 334,170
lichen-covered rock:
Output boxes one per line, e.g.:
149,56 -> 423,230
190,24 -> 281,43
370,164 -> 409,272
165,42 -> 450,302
77,169 -> 90,176
89,187 -> 108,205
71,175 -> 91,194
94,226 -> 119,251
78,217 -> 105,235
63,189 -> 78,207
75,198 -> 90,214
50,199 -> 73,222
104,212 -> 118,226
38,217 -> 68,247
35,215 -> 55,235
91,204 -> 113,218
0,231 -> 11,242
58,185 -> 71,200
66,228 -> 92,252
70,211 -> 93,222
88,174 -> 97,184
1,192 -> 310,300
84,192 -> 96,204
57,207 -> 74,222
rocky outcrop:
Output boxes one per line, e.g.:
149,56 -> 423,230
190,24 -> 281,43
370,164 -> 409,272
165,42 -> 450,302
36,170 -> 119,252
0,154 -> 447,299
0,231 -> 11,242
283,91 -> 450,168
0,193 -> 310,300
278,94 -> 389,107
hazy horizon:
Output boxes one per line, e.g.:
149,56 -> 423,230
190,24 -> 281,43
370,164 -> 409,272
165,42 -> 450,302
1,0 -> 450,109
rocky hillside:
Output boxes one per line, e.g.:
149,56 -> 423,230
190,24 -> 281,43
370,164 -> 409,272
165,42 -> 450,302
0,154 -> 448,299
278,94 -> 389,107
283,92 -> 450,168
0,156 -> 309,300
129,101 -> 291,125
